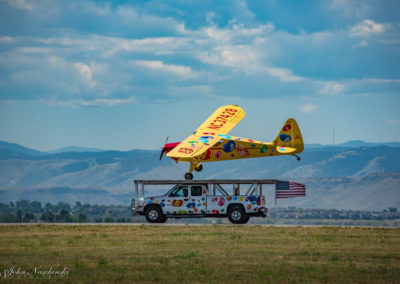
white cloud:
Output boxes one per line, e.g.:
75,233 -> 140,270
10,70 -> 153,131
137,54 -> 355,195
6,0 -> 33,11
198,45 -> 259,74
362,78 -> 400,83
351,19 -> 385,36
319,82 -> 345,95
353,40 -> 368,48
330,0 -> 371,19
74,63 -> 96,88
299,103 -> 318,113
0,36 -> 15,43
53,97 -> 137,108
385,120 -> 400,125
265,67 -> 302,82
135,60 -> 196,79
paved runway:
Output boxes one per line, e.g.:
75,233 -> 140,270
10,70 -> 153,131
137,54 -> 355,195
0,223 -> 398,228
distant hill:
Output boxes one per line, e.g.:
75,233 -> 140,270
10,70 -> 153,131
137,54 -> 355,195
0,141 -> 43,156
0,140 -> 399,210
0,139 -> 399,154
47,146 -> 107,154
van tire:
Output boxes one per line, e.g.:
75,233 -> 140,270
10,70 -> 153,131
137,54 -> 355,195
145,205 -> 164,223
228,205 -> 247,224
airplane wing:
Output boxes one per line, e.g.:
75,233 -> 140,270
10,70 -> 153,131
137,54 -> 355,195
167,105 -> 245,159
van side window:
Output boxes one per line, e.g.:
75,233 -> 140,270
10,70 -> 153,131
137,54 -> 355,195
168,186 -> 188,197
191,186 -> 202,196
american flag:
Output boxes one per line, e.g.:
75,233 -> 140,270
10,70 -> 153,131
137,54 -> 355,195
275,181 -> 306,199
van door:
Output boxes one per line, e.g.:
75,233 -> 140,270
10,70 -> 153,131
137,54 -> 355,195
164,185 -> 190,215
188,185 -> 206,214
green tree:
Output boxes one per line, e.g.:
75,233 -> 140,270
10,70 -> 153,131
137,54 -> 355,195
40,211 -> 54,222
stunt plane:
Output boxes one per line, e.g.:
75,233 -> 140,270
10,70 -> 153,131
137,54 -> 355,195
160,105 -> 304,180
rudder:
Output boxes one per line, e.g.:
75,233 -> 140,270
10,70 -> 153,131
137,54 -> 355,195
274,118 -> 304,154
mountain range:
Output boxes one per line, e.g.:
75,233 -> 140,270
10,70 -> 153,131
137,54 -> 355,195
0,140 -> 399,210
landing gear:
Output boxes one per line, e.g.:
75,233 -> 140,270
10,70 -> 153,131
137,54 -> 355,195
184,172 -> 193,180
185,162 -> 201,179
293,154 -> 301,161
195,164 -> 203,172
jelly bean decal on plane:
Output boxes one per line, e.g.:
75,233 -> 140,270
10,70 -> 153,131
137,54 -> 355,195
217,134 -> 232,139
282,123 -> 292,132
279,133 -> 292,143
237,144 -> 250,157
222,141 -> 236,153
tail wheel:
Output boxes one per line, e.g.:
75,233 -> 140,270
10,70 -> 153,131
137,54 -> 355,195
228,205 -> 247,224
194,164 -> 203,172
184,172 -> 193,180
144,205 -> 165,223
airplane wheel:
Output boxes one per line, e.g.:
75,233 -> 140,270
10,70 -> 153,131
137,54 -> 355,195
184,172 -> 193,180
297,156 -> 301,161
195,164 -> 203,172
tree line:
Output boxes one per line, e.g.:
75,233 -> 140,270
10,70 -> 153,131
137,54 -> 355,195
0,200 -> 398,223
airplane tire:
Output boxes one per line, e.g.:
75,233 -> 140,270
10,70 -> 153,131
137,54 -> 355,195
297,156 -> 301,161
228,205 -> 247,224
195,164 -> 203,172
184,172 -> 193,180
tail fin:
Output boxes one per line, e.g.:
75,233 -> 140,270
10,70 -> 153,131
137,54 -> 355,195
274,118 -> 304,154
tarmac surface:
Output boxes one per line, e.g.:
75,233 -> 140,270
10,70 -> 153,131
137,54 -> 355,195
0,223 -> 398,228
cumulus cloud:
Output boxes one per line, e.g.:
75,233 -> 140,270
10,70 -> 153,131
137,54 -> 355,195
299,103 -> 318,113
0,0 -> 399,107
135,60 -> 196,79
319,82 -> 345,95
351,19 -> 385,36
75,63 -> 96,88
265,67 -> 302,82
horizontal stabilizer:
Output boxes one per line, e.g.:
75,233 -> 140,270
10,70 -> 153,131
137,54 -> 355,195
276,146 -> 297,154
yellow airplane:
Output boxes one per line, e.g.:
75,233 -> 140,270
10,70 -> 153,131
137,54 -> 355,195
160,105 -> 304,180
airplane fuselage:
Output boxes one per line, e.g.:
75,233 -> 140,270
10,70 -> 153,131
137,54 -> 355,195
163,134 -> 302,163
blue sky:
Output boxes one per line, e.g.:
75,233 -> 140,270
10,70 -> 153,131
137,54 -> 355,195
0,0 -> 399,151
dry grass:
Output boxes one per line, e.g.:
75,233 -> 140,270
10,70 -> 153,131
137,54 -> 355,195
0,224 -> 399,283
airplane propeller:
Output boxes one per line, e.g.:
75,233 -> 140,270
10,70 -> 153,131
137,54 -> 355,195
159,136 -> 169,161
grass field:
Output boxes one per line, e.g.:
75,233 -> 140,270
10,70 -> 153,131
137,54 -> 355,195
0,225 -> 399,283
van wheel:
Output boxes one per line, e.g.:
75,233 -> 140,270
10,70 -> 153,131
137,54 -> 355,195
145,205 -> 164,223
228,205 -> 247,224
241,216 -> 250,224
